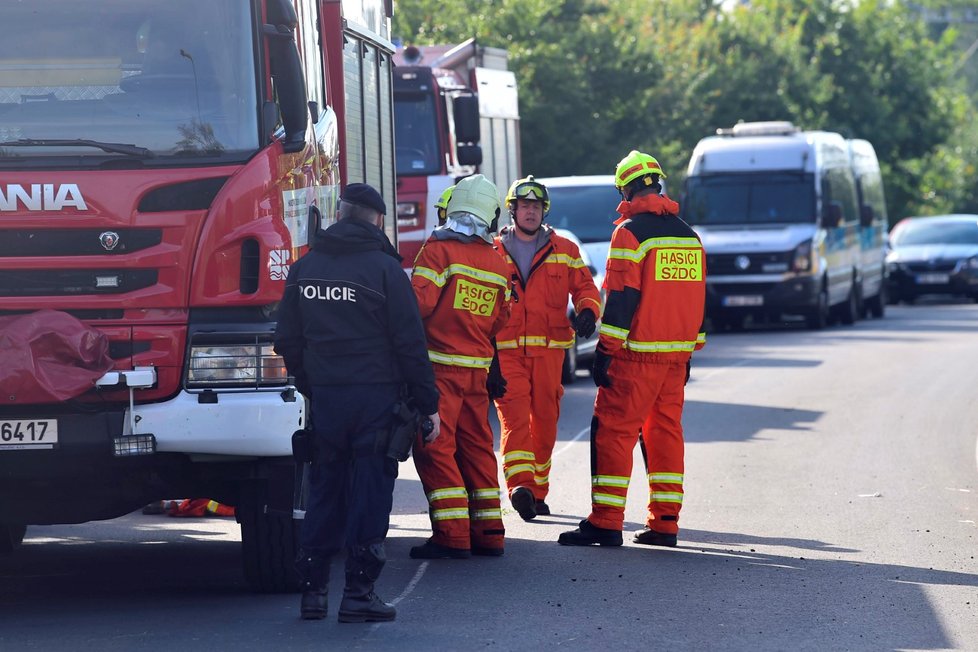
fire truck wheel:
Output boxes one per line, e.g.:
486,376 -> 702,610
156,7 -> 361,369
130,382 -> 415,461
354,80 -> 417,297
239,487 -> 301,593
0,524 -> 27,554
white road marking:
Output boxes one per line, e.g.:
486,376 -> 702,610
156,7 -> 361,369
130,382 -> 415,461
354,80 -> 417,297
554,426 -> 590,457
390,561 -> 429,606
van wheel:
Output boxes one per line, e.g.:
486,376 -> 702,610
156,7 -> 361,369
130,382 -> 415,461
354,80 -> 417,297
0,524 -> 26,554
805,285 -> 829,330
839,282 -> 859,325
239,483 -> 300,593
561,345 -> 577,385
866,283 -> 886,318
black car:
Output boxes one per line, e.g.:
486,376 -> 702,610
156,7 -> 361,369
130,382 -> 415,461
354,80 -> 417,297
886,214 -> 978,303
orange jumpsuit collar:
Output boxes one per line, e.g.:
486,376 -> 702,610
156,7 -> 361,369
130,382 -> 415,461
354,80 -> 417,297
614,194 -> 680,225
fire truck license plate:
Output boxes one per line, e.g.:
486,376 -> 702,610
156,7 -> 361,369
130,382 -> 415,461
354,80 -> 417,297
0,419 -> 58,449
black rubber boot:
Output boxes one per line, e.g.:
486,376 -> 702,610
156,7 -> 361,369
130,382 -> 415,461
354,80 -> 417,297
296,551 -> 330,620
409,538 -> 471,559
557,519 -> 623,547
510,487 -> 537,521
633,528 -> 678,547
338,542 -> 396,623
535,501 -> 551,516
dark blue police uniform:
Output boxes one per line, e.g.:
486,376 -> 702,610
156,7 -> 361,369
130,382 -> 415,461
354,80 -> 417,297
274,194 -> 437,621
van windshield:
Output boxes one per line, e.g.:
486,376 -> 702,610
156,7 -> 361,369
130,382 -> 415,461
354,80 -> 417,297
684,173 -> 816,225
546,183 -> 621,243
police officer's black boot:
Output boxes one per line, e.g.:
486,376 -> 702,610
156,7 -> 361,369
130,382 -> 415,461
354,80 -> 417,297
338,542 -> 396,623
296,550 -> 330,620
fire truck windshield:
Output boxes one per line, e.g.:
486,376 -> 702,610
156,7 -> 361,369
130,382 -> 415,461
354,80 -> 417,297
0,0 -> 259,166
394,95 -> 441,176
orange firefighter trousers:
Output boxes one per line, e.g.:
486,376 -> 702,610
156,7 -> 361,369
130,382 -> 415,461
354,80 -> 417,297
589,357 -> 686,533
495,348 -> 564,501
412,365 -> 505,550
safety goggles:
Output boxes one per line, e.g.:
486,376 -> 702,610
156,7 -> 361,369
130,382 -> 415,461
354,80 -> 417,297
513,183 -> 546,201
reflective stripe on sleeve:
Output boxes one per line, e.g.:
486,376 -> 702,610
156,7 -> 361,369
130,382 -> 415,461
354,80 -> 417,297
599,324 -> 630,341
623,339 -> 698,353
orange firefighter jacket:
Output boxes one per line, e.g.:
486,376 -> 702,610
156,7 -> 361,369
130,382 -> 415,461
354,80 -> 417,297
494,225 -> 601,355
412,235 -> 511,369
598,193 -> 706,363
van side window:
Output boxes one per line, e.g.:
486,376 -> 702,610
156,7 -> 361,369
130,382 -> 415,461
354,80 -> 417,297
822,168 -> 859,224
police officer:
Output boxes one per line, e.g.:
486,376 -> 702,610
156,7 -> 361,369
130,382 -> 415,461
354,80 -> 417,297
274,183 -> 440,622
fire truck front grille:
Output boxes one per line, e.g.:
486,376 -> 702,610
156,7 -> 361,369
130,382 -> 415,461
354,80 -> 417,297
0,229 -> 163,257
0,269 -> 158,296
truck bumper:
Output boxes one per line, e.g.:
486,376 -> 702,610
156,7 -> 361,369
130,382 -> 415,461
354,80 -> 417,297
138,389 -> 304,457
0,388 -> 303,524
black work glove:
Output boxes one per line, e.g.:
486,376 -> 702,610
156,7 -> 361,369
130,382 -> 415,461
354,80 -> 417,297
592,349 -> 613,388
685,359 -> 691,386
573,309 -> 597,339
487,353 -> 507,400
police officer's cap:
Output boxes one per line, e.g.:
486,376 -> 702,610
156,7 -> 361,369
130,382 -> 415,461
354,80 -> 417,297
341,183 -> 387,215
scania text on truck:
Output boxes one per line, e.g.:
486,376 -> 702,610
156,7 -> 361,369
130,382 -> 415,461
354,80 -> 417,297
683,121 -> 873,330
0,0 -> 397,592
393,39 -> 521,266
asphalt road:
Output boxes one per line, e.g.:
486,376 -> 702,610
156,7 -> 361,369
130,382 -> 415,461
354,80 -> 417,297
2,300 -> 976,651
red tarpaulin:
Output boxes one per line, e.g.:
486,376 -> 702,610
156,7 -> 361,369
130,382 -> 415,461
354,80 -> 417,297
0,310 -> 115,404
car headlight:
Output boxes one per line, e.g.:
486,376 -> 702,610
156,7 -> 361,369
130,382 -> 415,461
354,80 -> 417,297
968,256 -> 978,270
187,344 -> 289,388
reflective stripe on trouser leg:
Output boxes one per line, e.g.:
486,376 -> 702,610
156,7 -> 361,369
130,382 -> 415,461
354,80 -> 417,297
496,352 -> 535,494
588,358 -> 671,530
412,367 -> 471,549
455,367 -> 505,549
528,349 -> 563,501
641,362 -> 686,534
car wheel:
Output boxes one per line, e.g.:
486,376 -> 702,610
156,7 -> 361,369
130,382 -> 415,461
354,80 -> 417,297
561,345 -> 577,385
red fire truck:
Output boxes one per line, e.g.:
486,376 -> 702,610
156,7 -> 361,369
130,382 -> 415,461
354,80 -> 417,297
393,39 -> 522,266
0,0 -> 397,592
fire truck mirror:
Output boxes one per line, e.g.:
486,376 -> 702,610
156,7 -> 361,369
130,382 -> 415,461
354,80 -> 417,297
457,144 -> 483,167
453,95 -> 481,144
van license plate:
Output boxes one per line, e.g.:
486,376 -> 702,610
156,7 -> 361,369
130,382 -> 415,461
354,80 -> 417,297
0,419 -> 58,449
916,273 -> 949,284
723,295 -> 764,307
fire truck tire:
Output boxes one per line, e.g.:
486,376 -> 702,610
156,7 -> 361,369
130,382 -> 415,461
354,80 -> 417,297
239,489 -> 300,593
0,524 -> 27,554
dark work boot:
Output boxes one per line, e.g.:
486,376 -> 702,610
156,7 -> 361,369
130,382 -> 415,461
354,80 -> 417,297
558,519 -> 623,547
338,542 -> 396,623
296,551 -> 330,620
633,528 -> 678,547
535,501 -> 551,516
409,538 -> 471,559
510,487 -> 537,521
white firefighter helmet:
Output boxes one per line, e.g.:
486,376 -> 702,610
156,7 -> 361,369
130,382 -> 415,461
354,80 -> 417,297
445,174 -> 500,228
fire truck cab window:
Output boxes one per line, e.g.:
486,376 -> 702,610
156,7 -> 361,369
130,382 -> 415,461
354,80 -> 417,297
0,0 -> 260,164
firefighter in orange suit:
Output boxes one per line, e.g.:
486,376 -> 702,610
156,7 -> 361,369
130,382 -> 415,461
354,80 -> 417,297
410,174 -> 512,559
493,176 -> 601,521
559,151 -> 706,548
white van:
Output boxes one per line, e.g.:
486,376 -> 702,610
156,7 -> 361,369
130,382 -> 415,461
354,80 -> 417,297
683,121 -> 863,329
847,138 -> 889,317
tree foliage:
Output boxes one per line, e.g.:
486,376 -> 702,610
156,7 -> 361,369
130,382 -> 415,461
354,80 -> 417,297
393,0 -> 977,219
